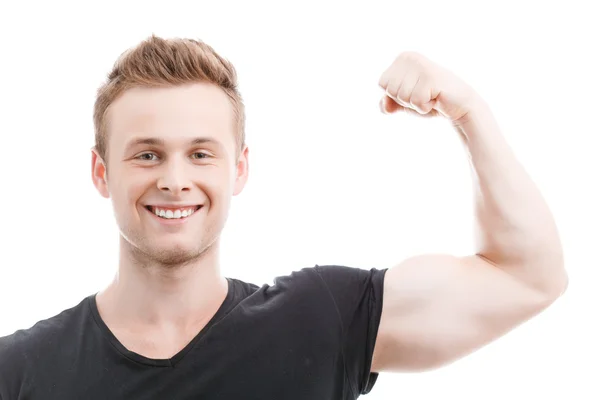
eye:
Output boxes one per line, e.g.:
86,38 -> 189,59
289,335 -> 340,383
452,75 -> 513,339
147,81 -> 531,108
191,152 -> 210,160
136,153 -> 159,161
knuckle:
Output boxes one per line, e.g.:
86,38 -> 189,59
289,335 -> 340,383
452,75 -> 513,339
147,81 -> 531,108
410,95 -> 426,107
396,93 -> 410,105
397,51 -> 420,60
386,80 -> 400,96
398,89 -> 410,101
396,51 -> 424,66
378,75 -> 388,89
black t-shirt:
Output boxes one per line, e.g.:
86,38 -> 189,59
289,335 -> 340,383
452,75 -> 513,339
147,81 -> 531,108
0,264 -> 387,399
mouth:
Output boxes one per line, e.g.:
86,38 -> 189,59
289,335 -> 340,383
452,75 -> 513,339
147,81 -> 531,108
144,205 -> 203,220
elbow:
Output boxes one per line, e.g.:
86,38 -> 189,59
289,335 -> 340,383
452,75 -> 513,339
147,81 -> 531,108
543,266 -> 569,302
554,270 -> 569,297
527,248 -> 568,301
550,249 -> 568,297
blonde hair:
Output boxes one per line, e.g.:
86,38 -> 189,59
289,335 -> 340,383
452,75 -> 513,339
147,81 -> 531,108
93,34 -> 245,162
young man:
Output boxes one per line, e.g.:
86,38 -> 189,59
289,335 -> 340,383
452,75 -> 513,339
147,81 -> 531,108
0,35 -> 567,399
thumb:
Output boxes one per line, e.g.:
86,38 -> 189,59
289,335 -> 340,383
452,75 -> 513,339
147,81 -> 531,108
380,95 -> 440,117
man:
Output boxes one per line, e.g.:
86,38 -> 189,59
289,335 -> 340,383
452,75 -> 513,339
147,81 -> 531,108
0,35 -> 567,399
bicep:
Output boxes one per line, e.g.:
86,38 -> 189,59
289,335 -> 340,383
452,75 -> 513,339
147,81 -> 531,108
371,253 -> 553,372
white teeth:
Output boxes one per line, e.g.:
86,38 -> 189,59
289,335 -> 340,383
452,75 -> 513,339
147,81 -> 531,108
150,206 -> 198,219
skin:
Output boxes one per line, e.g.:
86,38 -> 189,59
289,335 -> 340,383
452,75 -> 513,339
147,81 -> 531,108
371,52 -> 567,372
91,51 -> 567,370
92,82 -> 249,358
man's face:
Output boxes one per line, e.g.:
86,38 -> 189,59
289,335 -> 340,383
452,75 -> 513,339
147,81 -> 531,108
92,83 -> 248,265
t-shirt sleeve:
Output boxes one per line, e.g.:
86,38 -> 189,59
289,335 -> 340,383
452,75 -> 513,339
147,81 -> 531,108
314,264 -> 388,396
0,331 -> 26,400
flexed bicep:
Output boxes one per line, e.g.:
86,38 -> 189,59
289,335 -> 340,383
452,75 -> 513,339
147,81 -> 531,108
370,254 -> 555,373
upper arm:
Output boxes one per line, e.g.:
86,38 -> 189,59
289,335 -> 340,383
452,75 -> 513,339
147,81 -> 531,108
370,254 -> 558,373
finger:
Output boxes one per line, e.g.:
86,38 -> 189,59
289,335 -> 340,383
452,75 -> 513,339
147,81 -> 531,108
378,68 -> 390,90
420,101 -> 440,117
395,71 -> 420,108
409,77 -> 433,114
380,95 -> 440,118
384,68 -> 408,103
378,59 -> 399,90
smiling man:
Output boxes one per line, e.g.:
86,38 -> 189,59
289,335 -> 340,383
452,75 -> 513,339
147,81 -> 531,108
0,35 -> 567,399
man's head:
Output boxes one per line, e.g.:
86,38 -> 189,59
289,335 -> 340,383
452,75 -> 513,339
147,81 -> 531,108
91,35 -> 249,266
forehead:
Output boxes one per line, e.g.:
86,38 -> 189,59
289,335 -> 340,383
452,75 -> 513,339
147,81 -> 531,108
106,83 -> 235,152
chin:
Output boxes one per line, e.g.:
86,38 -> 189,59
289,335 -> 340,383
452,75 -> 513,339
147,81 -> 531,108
121,227 -> 212,267
149,246 -> 202,267
131,237 -> 204,267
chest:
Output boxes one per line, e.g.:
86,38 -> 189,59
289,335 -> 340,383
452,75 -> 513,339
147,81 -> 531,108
23,337 -> 350,400
20,316 -> 352,400
113,326 -> 205,360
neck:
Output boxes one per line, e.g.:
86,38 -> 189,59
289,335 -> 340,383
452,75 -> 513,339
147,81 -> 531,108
96,236 -> 228,330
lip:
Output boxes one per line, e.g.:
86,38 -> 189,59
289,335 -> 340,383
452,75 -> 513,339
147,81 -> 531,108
145,204 -> 203,210
144,205 -> 203,225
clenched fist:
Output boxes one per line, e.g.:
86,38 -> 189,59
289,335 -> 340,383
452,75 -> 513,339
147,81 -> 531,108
378,52 -> 484,123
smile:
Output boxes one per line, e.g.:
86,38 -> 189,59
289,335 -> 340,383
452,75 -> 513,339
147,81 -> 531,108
145,205 -> 202,220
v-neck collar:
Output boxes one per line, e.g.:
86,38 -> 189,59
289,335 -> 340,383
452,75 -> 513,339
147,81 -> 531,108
87,278 -> 234,367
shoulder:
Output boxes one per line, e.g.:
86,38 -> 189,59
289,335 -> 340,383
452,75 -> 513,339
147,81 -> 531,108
312,264 -> 388,305
268,264 -> 388,323
0,296 -> 91,382
269,264 -> 387,290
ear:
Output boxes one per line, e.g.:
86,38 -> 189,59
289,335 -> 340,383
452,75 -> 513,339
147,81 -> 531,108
233,145 -> 249,196
91,148 -> 110,198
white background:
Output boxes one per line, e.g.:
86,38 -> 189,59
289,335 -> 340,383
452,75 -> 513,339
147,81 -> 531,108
0,1 -> 598,398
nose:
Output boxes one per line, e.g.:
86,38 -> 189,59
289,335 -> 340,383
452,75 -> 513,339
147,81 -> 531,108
157,159 -> 192,195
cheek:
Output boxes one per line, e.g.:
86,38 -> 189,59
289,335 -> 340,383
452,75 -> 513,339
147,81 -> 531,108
110,174 -> 150,211
127,181 -> 149,207
201,169 -> 234,198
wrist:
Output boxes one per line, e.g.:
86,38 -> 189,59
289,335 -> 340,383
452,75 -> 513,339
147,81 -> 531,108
451,98 -> 507,156
453,96 -> 492,128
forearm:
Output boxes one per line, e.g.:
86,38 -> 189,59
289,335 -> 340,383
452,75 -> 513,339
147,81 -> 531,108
455,100 -> 567,296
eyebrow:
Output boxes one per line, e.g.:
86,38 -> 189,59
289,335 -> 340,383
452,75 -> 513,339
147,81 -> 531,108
124,137 -> 222,153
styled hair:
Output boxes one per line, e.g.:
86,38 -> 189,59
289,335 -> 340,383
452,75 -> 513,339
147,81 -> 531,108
93,34 -> 245,163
